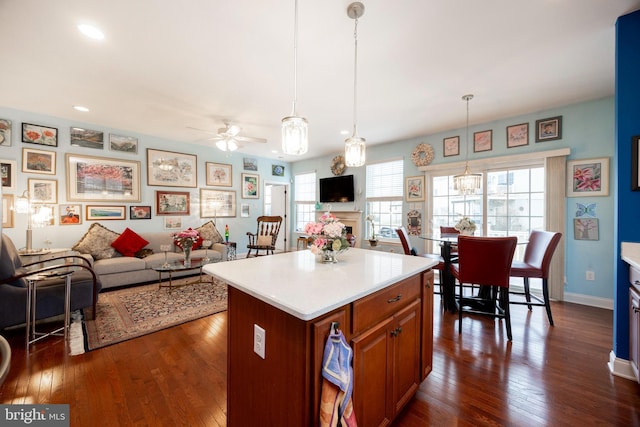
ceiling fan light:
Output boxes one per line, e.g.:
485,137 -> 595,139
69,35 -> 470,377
216,140 -> 238,152
345,135 -> 366,167
281,115 -> 308,155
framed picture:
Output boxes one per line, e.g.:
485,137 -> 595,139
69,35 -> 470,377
405,176 -> 425,202
506,123 -> 529,148
0,159 -> 17,190
59,204 -> 82,225
86,205 -> 126,221
66,153 -> 141,202
243,157 -> 258,171
147,148 -> 197,188
535,116 -> 562,142
109,134 -> 138,154
567,157 -> 609,197
473,130 -> 492,152
407,209 -> 422,235
574,218 -> 599,241
200,189 -> 236,218
206,162 -> 232,187
34,205 -> 55,226
241,173 -> 260,199
130,205 -> 152,220
241,203 -> 250,218
156,190 -> 190,215
23,148 -> 56,175
272,164 -> 285,176
21,123 -> 57,147
164,216 -> 183,230
2,194 -> 14,228
630,135 -> 640,191
443,136 -> 459,157
70,127 -> 104,149
28,178 -> 57,203
0,119 -> 11,146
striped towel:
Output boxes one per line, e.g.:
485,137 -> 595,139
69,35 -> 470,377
319,329 -> 357,427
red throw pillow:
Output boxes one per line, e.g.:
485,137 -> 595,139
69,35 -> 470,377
111,228 -> 149,257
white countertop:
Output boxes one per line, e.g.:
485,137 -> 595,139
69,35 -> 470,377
621,242 -> 640,270
202,248 -> 437,321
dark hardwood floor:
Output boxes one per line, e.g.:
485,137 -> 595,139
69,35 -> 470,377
1,295 -> 639,426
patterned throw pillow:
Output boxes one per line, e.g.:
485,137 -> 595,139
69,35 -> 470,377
72,223 -> 121,260
134,248 -> 154,258
111,227 -> 149,257
196,221 -> 224,247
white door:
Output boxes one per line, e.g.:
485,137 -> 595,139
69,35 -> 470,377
265,183 -> 289,252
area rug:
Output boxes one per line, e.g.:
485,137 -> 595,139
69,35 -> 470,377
71,277 -> 227,354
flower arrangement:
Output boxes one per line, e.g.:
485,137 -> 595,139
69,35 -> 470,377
454,216 -> 477,235
304,212 -> 350,257
173,228 -> 200,251
365,214 -> 377,241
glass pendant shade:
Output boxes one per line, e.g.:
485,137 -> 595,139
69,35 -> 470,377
453,165 -> 482,195
345,134 -> 365,167
216,139 -> 238,152
281,115 -> 308,155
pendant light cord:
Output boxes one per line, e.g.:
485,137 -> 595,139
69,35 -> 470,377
292,0 -> 300,115
352,15 -> 359,136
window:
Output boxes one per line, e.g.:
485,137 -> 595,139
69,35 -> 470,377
366,159 -> 404,240
294,172 -> 316,232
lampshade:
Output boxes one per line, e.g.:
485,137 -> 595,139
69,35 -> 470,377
453,94 -> 482,194
281,0 -> 308,156
344,2 -> 366,167
281,115 -> 308,155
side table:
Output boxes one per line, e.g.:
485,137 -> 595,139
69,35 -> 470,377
225,242 -> 237,261
25,269 -> 73,351
19,248 -> 75,267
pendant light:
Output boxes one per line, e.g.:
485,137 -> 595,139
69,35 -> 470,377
344,2 -> 366,167
281,0 -> 308,156
453,94 -> 482,194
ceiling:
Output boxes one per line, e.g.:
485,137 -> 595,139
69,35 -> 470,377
1,0 -> 638,162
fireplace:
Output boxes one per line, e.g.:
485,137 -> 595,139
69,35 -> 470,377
316,211 -> 362,248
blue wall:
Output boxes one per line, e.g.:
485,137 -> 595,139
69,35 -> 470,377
613,9 -> 640,361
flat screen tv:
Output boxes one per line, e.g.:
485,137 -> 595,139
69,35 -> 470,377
319,175 -> 355,203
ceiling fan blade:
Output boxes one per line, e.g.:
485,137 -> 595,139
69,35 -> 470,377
234,135 -> 267,144
186,126 -> 217,135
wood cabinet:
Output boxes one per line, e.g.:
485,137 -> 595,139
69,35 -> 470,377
630,266 -> 640,382
226,269 -> 433,427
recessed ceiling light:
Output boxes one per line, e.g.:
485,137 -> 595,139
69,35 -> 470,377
73,105 -> 90,112
77,24 -> 104,40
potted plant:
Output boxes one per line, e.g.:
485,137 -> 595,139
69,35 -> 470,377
366,215 -> 378,246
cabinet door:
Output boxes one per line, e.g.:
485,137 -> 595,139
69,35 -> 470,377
631,287 -> 640,382
352,316 -> 393,427
391,299 -> 421,416
421,270 -> 434,381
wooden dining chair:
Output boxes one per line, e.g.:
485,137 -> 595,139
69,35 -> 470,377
451,235 -> 518,341
509,230 -> 562,326
246,216 -> 283,257
397,227 -> 444,294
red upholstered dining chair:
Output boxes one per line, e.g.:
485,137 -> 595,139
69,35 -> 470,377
451,235 -> 518,341
396,227 -> 444,294
440,226 -> 459,234
509,230 -> 562,326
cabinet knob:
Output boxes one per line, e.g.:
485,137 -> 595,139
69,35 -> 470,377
634,306 -> 640,314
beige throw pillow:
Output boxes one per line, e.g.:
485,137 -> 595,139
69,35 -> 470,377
196,221 -> 224,247
72,223 -> 121,260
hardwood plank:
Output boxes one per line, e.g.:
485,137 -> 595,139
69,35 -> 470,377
1,296 -> 639,426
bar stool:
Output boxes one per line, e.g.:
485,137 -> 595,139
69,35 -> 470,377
297,236 -> 309,251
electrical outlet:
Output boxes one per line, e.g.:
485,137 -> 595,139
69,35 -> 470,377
254,324 -> 266,359
586,271 -> 595,281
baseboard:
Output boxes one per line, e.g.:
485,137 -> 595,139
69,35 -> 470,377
563,292 -> 613,310
608,350 -> 637,381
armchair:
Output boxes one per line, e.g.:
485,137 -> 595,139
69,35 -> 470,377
0,234 -> 102,330
246,216 -> 283,257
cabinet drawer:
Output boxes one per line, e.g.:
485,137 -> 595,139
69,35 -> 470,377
352,274 -> 420,335
631,266 -> 640,292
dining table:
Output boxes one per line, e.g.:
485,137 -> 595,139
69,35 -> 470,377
420,232 -> 527,313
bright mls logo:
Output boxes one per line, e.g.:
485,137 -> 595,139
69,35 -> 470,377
0,405 -> 69,426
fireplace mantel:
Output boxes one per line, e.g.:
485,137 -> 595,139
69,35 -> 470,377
316,210 -> 363,247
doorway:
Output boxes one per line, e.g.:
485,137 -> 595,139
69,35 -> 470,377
264,181 -> 289,252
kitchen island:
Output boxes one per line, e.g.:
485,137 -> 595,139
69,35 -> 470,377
203,248 -> 437,426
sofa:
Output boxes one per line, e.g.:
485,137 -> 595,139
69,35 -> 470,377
0,234 -> 101,330
71,222 -> 228,290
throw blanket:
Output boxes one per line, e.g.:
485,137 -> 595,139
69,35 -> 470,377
319,329 -> 357,427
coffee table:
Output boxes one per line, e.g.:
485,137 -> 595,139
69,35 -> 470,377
152,258 -> 220,291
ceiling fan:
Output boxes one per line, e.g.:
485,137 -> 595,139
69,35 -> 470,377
188,123 -> 267,152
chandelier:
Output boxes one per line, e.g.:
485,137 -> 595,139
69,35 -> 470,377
344,2 -> 366,167
281,0 -> 308,156
453,94 -> 482,194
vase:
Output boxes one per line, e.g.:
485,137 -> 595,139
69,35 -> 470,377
460,230 -> 475,236
369,239 -> 378,247
320,249 -> 338,263
183,245 -> 192,267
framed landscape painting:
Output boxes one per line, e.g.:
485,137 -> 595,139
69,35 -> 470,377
109,134 -> 138,153
23,148 -> 56,175
70,127 -> 104,149
147,148 -> 197,188
86,205 -> 126,220
66,154 -> 141,202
